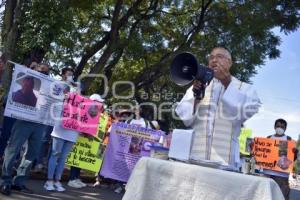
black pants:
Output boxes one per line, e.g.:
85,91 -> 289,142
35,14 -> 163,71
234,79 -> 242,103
270,175 -> 290,200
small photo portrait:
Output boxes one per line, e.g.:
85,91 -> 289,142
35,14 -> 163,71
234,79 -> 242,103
12,73 -> 41,107
245,138 -> 253,153
277,150 -> 292,170
275,141 -> 292,170
129,137 -> 142,155
88,102 -> 102,118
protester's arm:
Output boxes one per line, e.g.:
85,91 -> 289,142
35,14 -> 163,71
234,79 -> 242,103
221,79 -> 261,122
175,86 -> 196,127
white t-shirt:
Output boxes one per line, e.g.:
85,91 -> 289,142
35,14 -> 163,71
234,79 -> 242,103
127,118 -> 148,128
51,103 -> 79,143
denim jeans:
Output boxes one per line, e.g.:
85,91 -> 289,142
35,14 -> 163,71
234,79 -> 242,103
69,167 -> 81,181
1,120 -> 46,186
47,137 -> 74,181
35,125 -> 53,165
0,117 -> 16,158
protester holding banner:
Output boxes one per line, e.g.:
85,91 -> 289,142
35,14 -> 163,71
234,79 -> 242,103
43,67 -> 81,192
125,105 -> 157,130
62,68 -> 87,189
263,118 -> 293,200
44,113 -> 79,191
175,47 -> 261,170
67,93 -> 104,189
113,105 -> 155,194
0,58 -> 41,163
0,63 -> 50,196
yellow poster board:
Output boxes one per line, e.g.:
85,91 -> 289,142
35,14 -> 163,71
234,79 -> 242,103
239,128 -> 252,155
66,135 -> 105,172
97,112 -> 109,139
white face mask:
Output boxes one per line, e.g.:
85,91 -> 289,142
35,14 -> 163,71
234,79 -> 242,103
275,127 -> 285,135
66,75 -> 74,82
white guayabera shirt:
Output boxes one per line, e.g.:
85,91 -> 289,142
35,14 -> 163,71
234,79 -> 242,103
176,77 -> 261,170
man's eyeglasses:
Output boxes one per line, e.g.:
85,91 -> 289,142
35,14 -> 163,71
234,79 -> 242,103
207,54 -> 229,61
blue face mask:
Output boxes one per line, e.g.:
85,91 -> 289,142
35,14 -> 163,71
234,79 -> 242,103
67,76 -> 74,82
275,127 -> 285,135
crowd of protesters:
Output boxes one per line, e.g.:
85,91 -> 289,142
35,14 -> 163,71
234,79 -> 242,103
0,54 -> 168,196
0,53 -> 299,200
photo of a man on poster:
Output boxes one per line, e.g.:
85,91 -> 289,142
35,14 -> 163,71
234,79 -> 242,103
12,74 -> 41,107
129,137 -> 142,155
277,141 -> 292,170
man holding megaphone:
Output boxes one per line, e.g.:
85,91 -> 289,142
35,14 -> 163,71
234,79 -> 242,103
174,47 -> 261,170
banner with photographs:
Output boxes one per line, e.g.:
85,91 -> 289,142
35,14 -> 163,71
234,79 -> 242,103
253,137 -> 295,173
100,122 -> 163,182
4,64 -> 66,126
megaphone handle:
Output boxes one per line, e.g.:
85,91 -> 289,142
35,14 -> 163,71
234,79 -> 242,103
192,86 -> 205,114
192,85 -> 205,100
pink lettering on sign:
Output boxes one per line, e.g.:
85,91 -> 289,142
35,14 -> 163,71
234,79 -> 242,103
62,93 -> 103,136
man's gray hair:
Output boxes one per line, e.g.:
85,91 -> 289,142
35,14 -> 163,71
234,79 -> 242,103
212,47 -> 232,60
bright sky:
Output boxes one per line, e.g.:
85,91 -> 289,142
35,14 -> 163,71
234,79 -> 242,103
245,28 -> 300,141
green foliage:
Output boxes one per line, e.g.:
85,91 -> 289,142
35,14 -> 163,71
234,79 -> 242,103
1,0 -> 300,128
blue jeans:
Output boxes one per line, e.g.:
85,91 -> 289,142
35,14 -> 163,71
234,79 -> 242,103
69,167 -> 81,181
0,117 -> 16,158
1,120 -> 46,186
47,137 -> 74,181
35,125 -> 53,165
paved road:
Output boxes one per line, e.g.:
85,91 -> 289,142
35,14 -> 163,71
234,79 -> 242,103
0,180 -> 123,200
1,179 -> 300,200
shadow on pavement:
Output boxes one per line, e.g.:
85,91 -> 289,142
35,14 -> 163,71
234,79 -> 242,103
0,180 -> 123,200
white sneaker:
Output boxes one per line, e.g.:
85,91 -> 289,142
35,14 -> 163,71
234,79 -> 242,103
54,181 -> 65,192
75,179 -> 87,187
67,180 -> 83,188
44,180 -> 55,191
114,186 -> 123,194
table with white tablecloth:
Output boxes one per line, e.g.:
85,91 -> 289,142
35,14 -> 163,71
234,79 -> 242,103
123,157 -> 284,200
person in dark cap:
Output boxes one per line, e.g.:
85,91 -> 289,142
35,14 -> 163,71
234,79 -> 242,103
12,76 -> 37,107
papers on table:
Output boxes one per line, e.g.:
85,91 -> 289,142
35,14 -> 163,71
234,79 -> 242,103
168,129 -> 193,161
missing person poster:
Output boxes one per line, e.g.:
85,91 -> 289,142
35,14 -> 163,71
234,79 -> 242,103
66,135 -> 104,172
4,64 -> 65,126
253,137 -> 295,173
61,93 -> 104,136
100,122 -> 163,182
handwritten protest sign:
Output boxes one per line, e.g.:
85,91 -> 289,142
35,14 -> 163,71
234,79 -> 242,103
62,93 -> 103,136
253,137 -> 295,173
100,122 -> 163,182
239,128 -> 252,155
66,135 -> 104,172
4,64 -> 65,126
97,112 -> 109,139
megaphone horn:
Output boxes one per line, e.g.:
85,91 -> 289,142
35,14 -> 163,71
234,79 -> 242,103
170,52 -> 198,86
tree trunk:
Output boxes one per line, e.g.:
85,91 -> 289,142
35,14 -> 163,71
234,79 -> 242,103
0,0 -> 24,118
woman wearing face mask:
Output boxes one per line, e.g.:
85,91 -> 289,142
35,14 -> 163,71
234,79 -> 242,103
61,67 -> 80,93
264,118 -> 292,200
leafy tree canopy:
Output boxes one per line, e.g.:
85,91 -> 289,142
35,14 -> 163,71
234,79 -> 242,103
1,0 -> 300,127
